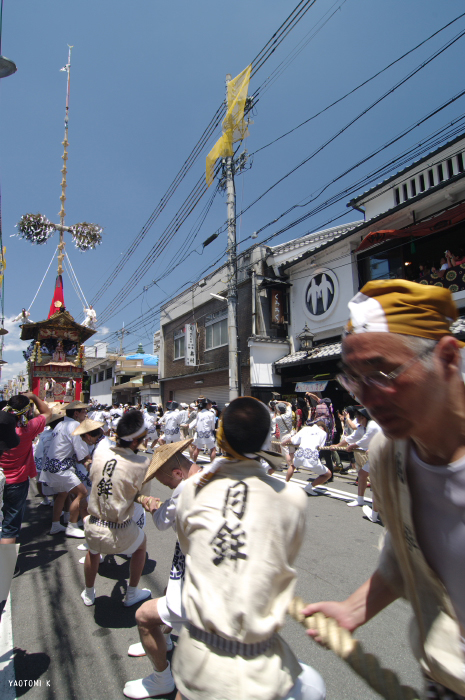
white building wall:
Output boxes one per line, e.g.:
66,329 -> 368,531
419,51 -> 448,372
90,378 -> 113,405
359,138 -> 465,220
248,341 -> 289,387
288,240 -> 356,342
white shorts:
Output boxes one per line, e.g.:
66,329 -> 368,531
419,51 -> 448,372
293,457 -> 329,477
157,591 -> 186,636
361,460 -> 370,473
193,436 -> 215,450
88,526 -> 145,557
180,662 -> 325,700
164,433 -> 180,444
40,468 -> 81,493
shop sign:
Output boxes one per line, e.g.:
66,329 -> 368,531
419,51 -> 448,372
185,324 -> 197,366
271,289 -> 285,325
295,381 -> 328,392
304,268 -> 339,321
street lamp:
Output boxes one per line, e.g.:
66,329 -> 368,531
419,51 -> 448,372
297,323 -> 314,351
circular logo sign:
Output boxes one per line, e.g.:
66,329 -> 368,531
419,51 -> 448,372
304,268 -> 339,321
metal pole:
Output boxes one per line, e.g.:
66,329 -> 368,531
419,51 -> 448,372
225,73 -> 239,401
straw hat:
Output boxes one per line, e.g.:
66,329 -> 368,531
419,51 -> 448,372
66,400 -> 89,411
72,419 -> 105,436
46,408 -> 66,426
142,438 -> 193,485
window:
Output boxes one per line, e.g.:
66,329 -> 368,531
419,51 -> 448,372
99,371 -> 104,382
419,174 -> 425,192
106,367 -> 113,380
428,169 -> 435,188
93,374 -> 97,384
367,251 -> 403,282
174,329 -> 185,360
206,316 -> 228,350
402,184 -> 408,201
437,163 -> 444,182
447,158 -> 454,179
410,179 -> 416,197
457,153 -> 464,173
394,187 -> 400,205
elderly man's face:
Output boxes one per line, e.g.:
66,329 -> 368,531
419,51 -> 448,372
341,333 -> 435,440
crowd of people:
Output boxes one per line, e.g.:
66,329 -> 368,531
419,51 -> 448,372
416,248 -> 465,280
0,277 -> 464,699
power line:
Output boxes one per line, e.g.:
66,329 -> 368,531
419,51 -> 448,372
99,186 -> 219,325
97,111 -> 465,340
235,26 -> 465,222
90,0 -> 323,307
116,119 -> 465,336
250,10 -> 465,157
95,27 -> 465,338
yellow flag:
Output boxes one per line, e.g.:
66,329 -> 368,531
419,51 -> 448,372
206,65 -> 251,186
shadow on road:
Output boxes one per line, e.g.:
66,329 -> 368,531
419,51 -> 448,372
13,648 -> 51,697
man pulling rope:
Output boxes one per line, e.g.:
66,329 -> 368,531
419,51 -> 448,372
301,280 -> 465,700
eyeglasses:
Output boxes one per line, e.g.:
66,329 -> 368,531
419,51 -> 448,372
336,345 -> 435,396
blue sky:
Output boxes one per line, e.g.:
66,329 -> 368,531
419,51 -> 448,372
1,0 -> 465,383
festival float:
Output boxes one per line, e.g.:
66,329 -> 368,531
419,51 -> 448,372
16,47 -> 103,403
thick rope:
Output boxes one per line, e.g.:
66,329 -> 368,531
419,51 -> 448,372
27,248 -> 57,311
288,597 -> 421,700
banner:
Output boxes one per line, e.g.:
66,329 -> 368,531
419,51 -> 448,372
185,324 -> 197,366
206,65 -> 251,186
295,381 -> 328,393
271,289 -> 285,325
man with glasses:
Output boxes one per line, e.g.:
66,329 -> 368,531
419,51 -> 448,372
303,280 -> 465,699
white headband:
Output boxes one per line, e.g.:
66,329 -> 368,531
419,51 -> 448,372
120,425 -> 147,441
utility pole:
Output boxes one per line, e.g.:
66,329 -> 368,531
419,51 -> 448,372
119,323 -> 126,355
225,73 -> 241,401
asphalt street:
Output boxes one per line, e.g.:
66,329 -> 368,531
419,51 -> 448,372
3,468 -> 423,700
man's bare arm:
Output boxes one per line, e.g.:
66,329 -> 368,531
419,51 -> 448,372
22,391 -> 52,417
301,570 -> 400,644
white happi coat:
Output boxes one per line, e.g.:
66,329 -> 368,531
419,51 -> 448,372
191,408 -> 216,449
161,409 -> 182,443
174,459 -> 306,700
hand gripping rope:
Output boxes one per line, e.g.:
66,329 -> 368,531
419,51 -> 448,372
288,597 -> 421,700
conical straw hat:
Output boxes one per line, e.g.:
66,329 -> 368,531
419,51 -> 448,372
142,438 -> 193,484
72,419 -> 105,436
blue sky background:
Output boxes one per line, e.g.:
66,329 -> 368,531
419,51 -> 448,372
1,0 -> 465,383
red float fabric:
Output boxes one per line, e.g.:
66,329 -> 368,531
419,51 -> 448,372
48,275 -> 65,318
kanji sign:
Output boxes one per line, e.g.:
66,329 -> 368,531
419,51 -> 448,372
271,289 -> 285,325
185,324 -> 197,366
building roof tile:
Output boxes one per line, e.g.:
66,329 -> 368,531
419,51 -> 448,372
275,341 -> 341,366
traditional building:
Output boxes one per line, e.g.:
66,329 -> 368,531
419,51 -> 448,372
270,132 -> 465,407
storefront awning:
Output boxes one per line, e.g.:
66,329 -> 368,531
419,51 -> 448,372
355,201 -> 465,253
